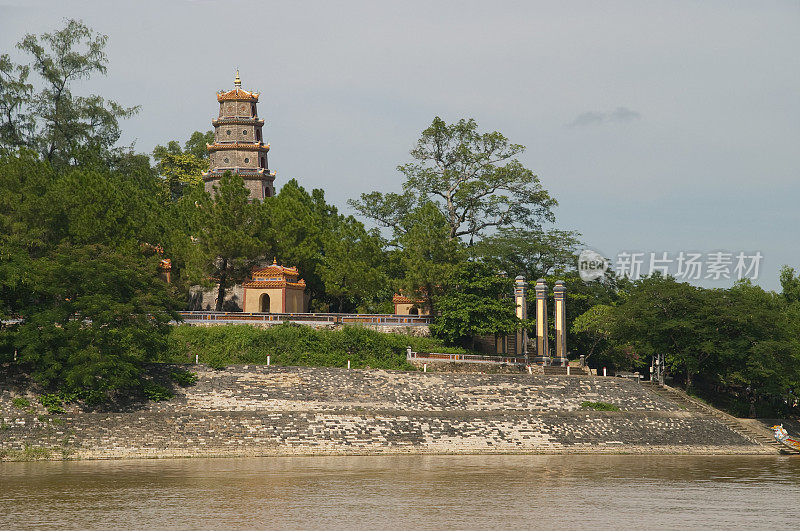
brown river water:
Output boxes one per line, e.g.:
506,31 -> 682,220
1,454 -> 799,529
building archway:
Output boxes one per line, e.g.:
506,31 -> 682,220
409,307 -> 419,316
259,293 -> 270,313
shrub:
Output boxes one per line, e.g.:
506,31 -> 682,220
169,370 -> 198,387
12,397 -> 30,409
142,382 -> 173,402
580,400 -> 620,411
39,393 -> 65,414
161,324 -> 468,370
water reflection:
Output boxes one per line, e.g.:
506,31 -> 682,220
2,455 -> 798,529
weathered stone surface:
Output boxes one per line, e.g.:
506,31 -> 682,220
0,366 -> 769,459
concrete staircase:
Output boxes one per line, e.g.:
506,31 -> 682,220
643,382 -> 791,454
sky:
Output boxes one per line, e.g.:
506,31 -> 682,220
2,0 -> 798,290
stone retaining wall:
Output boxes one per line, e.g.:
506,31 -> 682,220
0,366 -> 769,459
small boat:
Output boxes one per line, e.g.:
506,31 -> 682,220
772,425 -> 800,452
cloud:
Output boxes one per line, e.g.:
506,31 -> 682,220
568,107 -> 641,127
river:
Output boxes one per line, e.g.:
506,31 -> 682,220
1,455 -> 798,529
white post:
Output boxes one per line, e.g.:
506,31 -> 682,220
423,363 -> 427,373
195,354 -> 199,364
603,367 -> 607,377
267,355 -> 271,366
14,349 -> 17,362
348,360 -> 351,369
566,365 -> 570,376
407,346 -> 412,359
527,366 -> 532,375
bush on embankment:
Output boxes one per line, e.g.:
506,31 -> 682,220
161,324 -> 468,370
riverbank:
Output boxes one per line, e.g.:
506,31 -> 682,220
0,365 -> 778,460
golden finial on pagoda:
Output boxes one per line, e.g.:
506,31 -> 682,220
234,69 -> 241,88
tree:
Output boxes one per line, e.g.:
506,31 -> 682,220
317,216 -> 388,313
0,54 -> 34,151
780,265 -> 800,304
183,173 -> 268,311
351,117 -> 556,243
472,226 -> 582,279
13,244 -> 178,396
264,179 -> 388,312
430,261 -> 519,349
0,20 -> 138,166
392,201 -> 465,312
152,131 -> 213,200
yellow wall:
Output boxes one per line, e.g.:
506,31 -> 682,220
243,287 -> 307,313
394,302 -> 430,316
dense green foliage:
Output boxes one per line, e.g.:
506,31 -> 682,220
162,324 -> 467,370
572,275 -> 800,417
430,262 -> 519,348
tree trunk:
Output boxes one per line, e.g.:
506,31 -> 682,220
215,258 -> 228,311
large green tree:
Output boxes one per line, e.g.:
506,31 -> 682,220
430,261 -> 519,349
472,227 -> 582,280
350,116 -> 556,243
13,244 -> 178,396
0,19 -> 137,166
266,179 -> 388,312
152,131 -> 213,201
181,173 -> 268,311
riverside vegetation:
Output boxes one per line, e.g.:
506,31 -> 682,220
0,20 -> 798,421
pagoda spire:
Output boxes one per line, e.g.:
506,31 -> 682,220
234,69 -> 241,88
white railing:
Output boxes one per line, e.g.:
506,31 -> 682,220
406,349 -> 527,365
177,311 -> 432,326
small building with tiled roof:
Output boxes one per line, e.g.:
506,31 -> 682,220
242,259 -> 308,313
392,292 -> 431,316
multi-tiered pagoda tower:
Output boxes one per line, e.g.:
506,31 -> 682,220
203,71 -> 275,200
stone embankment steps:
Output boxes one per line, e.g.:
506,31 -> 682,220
643,382 -> 787,454
542,366 -> 590,376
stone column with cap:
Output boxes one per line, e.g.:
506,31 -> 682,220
533,278 -> 550,365
514,276 -> 528,360
553,280 -> 568,367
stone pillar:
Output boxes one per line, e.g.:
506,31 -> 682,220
553,280 -> 567,367
514,276 -> 528,361
533,278 -> 550,365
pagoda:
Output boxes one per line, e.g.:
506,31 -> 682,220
203,71 -> 275,200
242,259 -> 308,313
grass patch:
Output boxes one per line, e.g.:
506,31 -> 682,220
142,382 -> 173,402
161,323 -> 470,370
580,400 -> 620,412
11,397 -> 29,409
0,445 -> 52,461
169,369 -> 198,387
39,393 -> 65,414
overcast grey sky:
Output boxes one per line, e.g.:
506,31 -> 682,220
2,0 -> 798,289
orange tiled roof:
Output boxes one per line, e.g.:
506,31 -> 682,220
242,279 -> 306,289
217,88 -> 259,102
